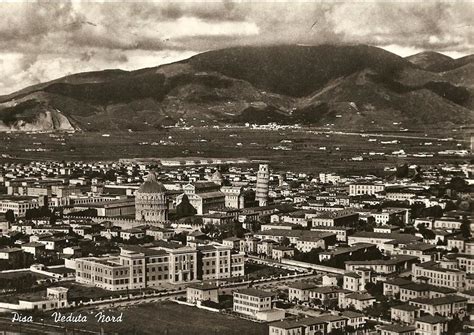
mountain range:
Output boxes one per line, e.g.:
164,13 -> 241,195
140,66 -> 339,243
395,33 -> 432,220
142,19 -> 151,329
0,44 -> 472,132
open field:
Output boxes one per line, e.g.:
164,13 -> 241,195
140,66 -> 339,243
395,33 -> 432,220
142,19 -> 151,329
0,301 -> 268,335
0,127 -> 471,173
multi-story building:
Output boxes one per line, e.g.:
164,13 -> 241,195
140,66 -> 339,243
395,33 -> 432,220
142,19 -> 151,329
412,262 -> 466,290
145,227 -> 174,240
338,292 -> 375,311
349,183 -> 385,196
391,304 -> 420,324
75,243 -> 244,290
0,196 -> 40,217
343,269 -> 371,292
196,244 -> 244,280
233,288 -> 284,321
311,210 -> 359,227
380,325 -> 416,335
311,226 -> 353,242
415,315 -> 448,335
409,295 -> 468,317
287,282 -> 318,302
186,283 -> 219,304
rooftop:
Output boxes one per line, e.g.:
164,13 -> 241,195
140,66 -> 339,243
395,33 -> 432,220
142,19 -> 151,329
235,288 -> 274,298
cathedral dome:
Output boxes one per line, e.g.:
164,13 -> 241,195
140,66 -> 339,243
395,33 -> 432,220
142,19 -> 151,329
211,170 -> 224,183
137,171 -> 166,194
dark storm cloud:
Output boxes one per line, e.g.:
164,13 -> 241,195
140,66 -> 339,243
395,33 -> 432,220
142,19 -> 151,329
0,1 -> 472,94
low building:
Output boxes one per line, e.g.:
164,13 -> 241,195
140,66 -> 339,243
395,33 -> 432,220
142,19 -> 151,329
186,283 -> 219,304
288,282 -> 318,302
379,324 -> 416,335
391,304 -> 420,324
412,261 -> 466,290
0,287 -> 69,312
272,246 -> 294,261
409,295 -> 468,318
415,315 -> 448,335
233,288 -> 284,321
338,292 -> 375,311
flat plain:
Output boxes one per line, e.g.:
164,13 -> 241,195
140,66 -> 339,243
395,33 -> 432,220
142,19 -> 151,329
0,127 -> 470,173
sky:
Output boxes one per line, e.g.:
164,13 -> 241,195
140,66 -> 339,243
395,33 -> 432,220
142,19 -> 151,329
0,0 -> 472,95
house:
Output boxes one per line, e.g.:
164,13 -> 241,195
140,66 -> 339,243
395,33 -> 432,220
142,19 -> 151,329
322,274 -> 341,287
391,304 -> 420,324
0,287 -> 69,311
222,237 -> 244,251
311,210 -> 359,227
343,269 -> 371,292
257,239 -> 279,257
296,236 -> 326,253
62,246 -> 82,258
120,228 -> 145,240
0,247 -> 23,264
379,324 -> 416,335
309,286 -> 342,304
415,315 -> 448,335
311,226 -> 353,242
412,261 -> 466,290
383,277 -> 412,297
409,295 -> 468,318
374,225 -> 401,234
288,282 -> 318,302
341,311 -> 367,329
186,283 -> 219,304
338,292 -> 375,311
399,282 -> 456,302
347,232 -> 421,249
272,246 -> 294,261
20,242 -> 45,257
37,236 -> 68,251
268,317 -> 326,335
233,288 -> 284,321
145,227 -> 174,241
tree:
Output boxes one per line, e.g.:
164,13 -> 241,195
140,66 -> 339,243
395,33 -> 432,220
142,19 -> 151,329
448,177 -> 468,192
5,210 -> 15,223
395,164 -> 409,178
281,237 -> 291,247
460,218 -> 472,238
410,203 -> 426,219
176,194 -> 197,219
365,282 -> 383,298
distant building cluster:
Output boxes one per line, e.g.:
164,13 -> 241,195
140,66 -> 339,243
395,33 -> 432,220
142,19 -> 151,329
0,158 -> 472,334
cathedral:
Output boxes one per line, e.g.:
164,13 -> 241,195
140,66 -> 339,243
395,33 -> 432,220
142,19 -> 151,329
135,171 -> 168,222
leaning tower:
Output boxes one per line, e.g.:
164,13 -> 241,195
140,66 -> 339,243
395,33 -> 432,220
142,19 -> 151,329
256,164 -> 269,206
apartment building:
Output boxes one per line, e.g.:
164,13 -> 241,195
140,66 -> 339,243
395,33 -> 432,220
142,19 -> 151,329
412,262 -> 466,290
338,292 -> 375,311
288,282 -> 318,302
311,210 -> 359,227
75,243 -> 244,290
186,283 -> 219,304
409,295 -> 468,317
391,304 -> 420,324
415,315 -> 448,335
0,196 -> 39,216
233,288 -> 284,321
349,183 -> 385,196
197,244 -> 245,280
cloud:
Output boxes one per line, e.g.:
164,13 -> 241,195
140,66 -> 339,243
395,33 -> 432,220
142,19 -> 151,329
0,1 -> 472,94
